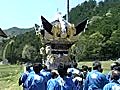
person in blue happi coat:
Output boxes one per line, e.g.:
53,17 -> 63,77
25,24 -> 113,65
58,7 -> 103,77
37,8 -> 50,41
84,61 -> 109,90
114,66 -> 120,84
40,64 -> 51,81
47,70 -> 60,90
67,62 -> 80,78
67,62 -> 83,90
19,64 -> 33,90
56,63 -> 75,90
23,69 -> 35,90
26,63 -> 46,90
106,62 -> 120,82
103,70 -> 120,90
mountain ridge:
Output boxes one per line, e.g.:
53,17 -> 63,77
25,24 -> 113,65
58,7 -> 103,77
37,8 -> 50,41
3,27 -> 34,37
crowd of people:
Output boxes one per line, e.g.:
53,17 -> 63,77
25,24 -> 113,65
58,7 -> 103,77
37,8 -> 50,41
19,60 -> 120,90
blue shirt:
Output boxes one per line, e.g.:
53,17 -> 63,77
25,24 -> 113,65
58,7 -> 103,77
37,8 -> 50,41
47,78 -> 60,90
56,76 -> 65,90
84,70 -> 109,90
118,78 -> 120,83
64,76 -> 75,90
103,80 -> 120,90
40,69 -> 51,81
21,67 -> 33,83
56,76 -> 75,90
20,68 -> 34,90
28,74 -> 46,90
73,77 -> 83,90
23,71 -> 35,89
21,71 -> 29,84
106,71 -> 112,82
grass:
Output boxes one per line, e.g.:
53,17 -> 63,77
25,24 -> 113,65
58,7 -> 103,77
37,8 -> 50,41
0,61 -> 113,89
78,61 -> 113,74
0,65 -> 23,90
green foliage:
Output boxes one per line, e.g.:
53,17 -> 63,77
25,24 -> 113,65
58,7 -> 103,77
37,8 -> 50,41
69,0 -> 120,61
76,32 -> 104,61
1,30 -> 43,64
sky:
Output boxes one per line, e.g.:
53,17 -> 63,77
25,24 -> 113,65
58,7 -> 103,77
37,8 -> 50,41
0,0 -> 102,29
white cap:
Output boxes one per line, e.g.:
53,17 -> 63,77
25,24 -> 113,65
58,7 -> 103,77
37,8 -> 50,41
73,77 -> 82,82
67,68 -> 80,75
51,70 -> 59,75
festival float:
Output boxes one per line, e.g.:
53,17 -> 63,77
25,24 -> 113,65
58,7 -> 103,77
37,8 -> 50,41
34,11 -> 88,69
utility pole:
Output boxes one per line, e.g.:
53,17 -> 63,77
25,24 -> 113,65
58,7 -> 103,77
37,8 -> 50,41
67,0 -> 69,22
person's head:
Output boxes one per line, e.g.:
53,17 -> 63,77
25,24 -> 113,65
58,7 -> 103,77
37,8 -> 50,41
51,70 -> 59,79
73,62 -> 78,68
26,63 -> 33,72
111,70 -> 120,80
110,62 -> 120,70
82,65 -> 88,79
26,66 -> 31,71
57,63 -> 67,78
88,67 -> 92,72
93,61 -> 101,71
82,65 -> 88,72
33,63 -> 42,74
114,66 -> 120,72
66,63 -> 71,68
